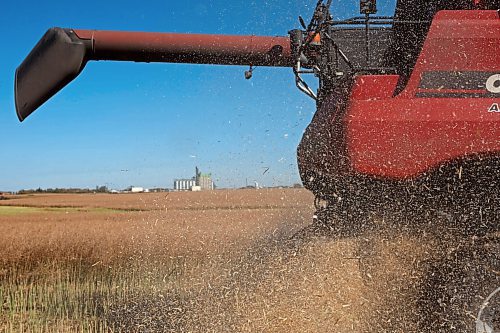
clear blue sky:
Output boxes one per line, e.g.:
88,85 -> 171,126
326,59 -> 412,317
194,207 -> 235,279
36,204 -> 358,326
0,1 -> 396,191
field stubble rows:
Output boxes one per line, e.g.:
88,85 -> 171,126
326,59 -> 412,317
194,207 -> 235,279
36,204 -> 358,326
0,188 -> 435,332
0,189 -> 318,332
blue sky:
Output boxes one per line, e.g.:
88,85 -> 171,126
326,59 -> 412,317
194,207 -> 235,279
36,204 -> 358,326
0,1 -> 396,191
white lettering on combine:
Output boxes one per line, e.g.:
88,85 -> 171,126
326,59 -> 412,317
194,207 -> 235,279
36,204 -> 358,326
486,74 -> 500,94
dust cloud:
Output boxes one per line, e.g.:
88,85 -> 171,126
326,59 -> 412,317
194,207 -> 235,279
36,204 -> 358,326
106,214 -> 443,333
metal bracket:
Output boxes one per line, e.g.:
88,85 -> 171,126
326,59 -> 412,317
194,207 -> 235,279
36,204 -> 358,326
294,60 -> 317,100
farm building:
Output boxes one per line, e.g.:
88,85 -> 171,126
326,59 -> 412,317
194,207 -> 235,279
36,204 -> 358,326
124,186 -> 147,193
173,178 -> 196,191
198,173 -> 214,191
174,167 -> 215,191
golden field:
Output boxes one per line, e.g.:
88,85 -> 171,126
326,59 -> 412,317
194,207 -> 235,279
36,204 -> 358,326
0,188 -> 440,332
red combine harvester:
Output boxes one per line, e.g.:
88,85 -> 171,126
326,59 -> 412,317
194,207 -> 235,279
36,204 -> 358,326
15,0 -> 499,331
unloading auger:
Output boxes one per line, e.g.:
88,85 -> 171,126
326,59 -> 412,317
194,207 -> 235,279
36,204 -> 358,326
15,28 -> 293,121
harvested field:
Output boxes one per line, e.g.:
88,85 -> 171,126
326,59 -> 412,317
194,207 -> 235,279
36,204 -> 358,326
0,189 -> 314,211
0,188 -> 494,332
0,189 -> 313,264
0,189 -> 317,332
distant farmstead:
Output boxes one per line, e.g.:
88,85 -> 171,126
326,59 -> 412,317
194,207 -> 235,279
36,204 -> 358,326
124,186 -> 148,193
174,167 -> 214,191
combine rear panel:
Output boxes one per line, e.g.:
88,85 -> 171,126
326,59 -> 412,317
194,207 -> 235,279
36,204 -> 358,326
347,11 -> 500,178
299,10 -> 500,187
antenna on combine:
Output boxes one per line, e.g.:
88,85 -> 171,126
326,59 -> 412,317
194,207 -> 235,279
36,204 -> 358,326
360,0 -> 377,66
360,0 -> 377,15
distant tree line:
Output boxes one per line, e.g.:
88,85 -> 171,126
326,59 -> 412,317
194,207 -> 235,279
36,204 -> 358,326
18,186 -> 109,194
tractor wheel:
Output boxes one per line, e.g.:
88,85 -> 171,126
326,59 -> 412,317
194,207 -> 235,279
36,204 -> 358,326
418,235 -> 499,332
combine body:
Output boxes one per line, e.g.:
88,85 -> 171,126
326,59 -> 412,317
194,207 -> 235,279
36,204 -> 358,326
298,10 -> 500,198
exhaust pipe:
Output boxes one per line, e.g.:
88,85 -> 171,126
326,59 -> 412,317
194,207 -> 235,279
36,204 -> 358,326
15,28 -> 292,121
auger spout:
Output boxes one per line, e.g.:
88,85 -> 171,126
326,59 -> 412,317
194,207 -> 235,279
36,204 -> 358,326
15,28 -> 292,121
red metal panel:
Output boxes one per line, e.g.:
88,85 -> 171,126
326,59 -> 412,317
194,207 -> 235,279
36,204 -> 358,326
346,10 -> 500,179
350,75 -> 400,100
400,10 -> 499,98
348,96 -> 499,178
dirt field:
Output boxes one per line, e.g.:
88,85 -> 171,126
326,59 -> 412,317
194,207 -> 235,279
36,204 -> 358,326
0,188 -> 483,332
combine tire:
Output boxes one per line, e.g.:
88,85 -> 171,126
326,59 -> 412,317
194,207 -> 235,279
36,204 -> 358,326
418,236 -> 499,332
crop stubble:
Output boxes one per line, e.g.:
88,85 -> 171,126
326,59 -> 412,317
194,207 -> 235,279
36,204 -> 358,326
0,188 -> 439,332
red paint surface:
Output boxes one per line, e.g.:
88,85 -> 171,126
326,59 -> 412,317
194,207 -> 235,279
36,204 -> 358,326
347,10 -> 500,179
74,30 -> 292,67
